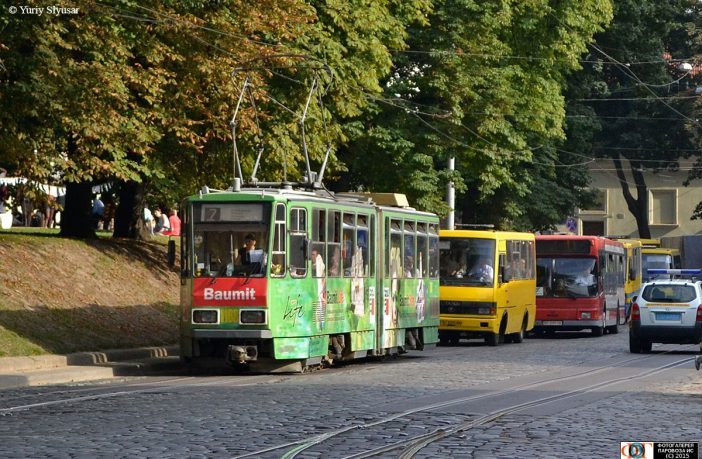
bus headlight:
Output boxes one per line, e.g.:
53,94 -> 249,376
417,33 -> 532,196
580,311 -> 591,319
192,309 -> 219,324
240,309 -> 266,324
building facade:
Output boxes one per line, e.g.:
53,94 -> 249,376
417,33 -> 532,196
558,159 -> 702,238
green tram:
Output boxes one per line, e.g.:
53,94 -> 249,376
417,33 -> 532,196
179,186 -> 440,372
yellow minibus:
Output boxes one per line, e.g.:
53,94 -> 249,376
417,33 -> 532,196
439,229 -> 536,346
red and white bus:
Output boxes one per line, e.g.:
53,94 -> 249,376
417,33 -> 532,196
535,235 -> 626,336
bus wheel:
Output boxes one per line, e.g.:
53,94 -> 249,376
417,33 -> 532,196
486,318 -> 507,346
591,311 -> 606,337
608,307 -> 620,334
510,316 -> 528,344
485,332 -> 500,346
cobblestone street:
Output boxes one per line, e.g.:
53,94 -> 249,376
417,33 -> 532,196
1,331 -> 700,458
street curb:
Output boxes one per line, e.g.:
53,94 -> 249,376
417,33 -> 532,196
65,345 -> 178,366
0,355 -> 68,373
0,345 -> 178,373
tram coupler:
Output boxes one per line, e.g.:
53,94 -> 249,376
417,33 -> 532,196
226,345 -> 258,365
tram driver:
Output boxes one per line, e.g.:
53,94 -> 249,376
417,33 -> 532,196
236,233 -> 266,274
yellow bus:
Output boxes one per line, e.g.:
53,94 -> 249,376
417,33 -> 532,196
620,239 -> 643,321
641,246 -> 681,282
609,237 -> 680,284
438,229 -> 536,346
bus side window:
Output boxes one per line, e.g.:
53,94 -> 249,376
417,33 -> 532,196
289,207 -> 308,277
271,203 -> 286,277
499,253 -> 508,283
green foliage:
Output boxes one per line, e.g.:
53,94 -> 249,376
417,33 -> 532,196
0,0 -> 619,235
335,0 -> 611,228
565,0 -> 702,232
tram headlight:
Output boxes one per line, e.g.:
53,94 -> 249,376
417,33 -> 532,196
240,309 -> 266,324
192,309 -> 219,324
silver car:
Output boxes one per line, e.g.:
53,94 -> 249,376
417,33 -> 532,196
629,277 -> 702,353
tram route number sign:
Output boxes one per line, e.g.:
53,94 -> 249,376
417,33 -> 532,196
621,442 -> 699,459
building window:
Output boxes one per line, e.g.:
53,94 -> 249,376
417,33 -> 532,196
649,189 -> 677,225
579,189 -> 607,214
581,220 -> 605,236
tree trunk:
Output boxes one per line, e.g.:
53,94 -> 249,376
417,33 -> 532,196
113,179 -> 150,240
613,157 -> 651,238
59,181 -> 96,238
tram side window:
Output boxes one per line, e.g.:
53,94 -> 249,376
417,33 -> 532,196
369,215 -> 375,277
428,224 -> 439,278
403,221 -> 416,278
417,223 -> 428,278
342,213 -> 355,277
388,219 -> 403,278
289,207 -> 307,277
327,211 -> 341,277
311,209 -> 326,278
271,204 -> 286,277
181,206 -> 189,279
357,215 -> 369,277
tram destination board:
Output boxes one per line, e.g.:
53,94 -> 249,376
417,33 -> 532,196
621,441 -> 699,459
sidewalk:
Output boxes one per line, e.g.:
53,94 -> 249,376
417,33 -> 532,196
0,345 -> 181,389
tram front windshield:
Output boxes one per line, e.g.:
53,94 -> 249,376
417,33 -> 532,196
191,202 -> 271,278
537,257 -> 597,298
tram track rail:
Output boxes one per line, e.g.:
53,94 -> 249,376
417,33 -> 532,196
231,350 -> 697,459
0,356 -> 395,414
0,374 -> 288,415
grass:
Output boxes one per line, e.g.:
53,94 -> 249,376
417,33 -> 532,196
0,229 -> 181,357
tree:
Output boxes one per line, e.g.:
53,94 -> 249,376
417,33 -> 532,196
335,0 -> 612,229
567,0 -> 701,237
0,1 -> 168,237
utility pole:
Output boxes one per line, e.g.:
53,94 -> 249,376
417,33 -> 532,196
447,157 -> 455,230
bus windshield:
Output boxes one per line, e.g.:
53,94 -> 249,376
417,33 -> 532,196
439,238 -> 496,287
192,202 -> 271,278
537,257 -> 598,298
